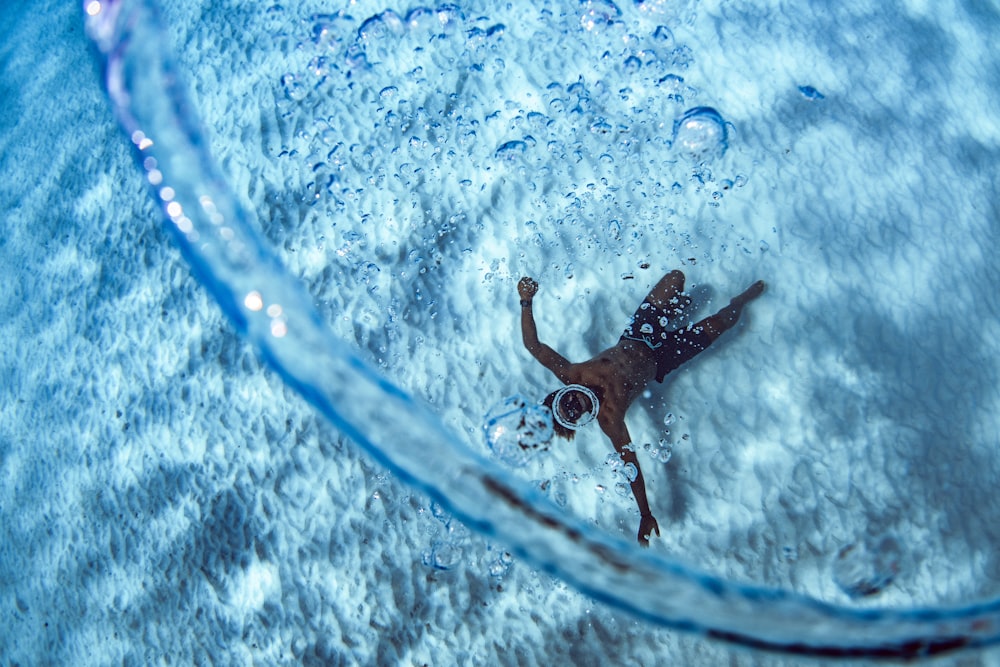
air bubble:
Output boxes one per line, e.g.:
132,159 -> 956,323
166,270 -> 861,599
423,539 -> 461,570
308,56 -> 333,79
488,551 -> 513,578
281,73 -> 307,102
652,25 -> 674,44
580,0 -> 621,31
357,10 -> 405,45
671,107 -> 728,163
494,140 -> 527,161
483,395 -> 553,466
404,7 -> 437,31
590,119 -> 612,135
798,85 -> 825,100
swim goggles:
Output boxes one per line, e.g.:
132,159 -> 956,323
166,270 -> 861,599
551,384 -> 600,430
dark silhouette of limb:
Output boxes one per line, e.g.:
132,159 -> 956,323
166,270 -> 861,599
697,280 -> 765,342
645,270 -> 691,318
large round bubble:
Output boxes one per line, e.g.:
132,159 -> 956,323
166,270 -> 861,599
483,395 -> 554,466
671,106 -> 729,162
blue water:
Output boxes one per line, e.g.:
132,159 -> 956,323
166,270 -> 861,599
3,0 -> 1000,663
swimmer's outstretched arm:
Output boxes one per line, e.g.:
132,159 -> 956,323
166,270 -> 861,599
599,414 -> 660,547
517,277 -> 573,382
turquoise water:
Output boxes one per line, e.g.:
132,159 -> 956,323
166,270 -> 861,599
3,0 -> 1000,663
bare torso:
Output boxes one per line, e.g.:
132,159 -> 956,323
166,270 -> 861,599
561,340 -> 655,423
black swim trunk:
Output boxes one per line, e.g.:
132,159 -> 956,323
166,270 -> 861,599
620,301 -> 713,382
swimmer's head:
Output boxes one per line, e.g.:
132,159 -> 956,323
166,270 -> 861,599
542,384 -> 600,440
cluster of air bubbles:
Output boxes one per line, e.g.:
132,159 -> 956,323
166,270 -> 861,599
603,451 -> 638,498
483,395 -> 554,466
657,73 -> 686,105
348,5 -> 505,69
579,0 -> 622,31
671,107 -> 729,163
643,440 -> 673,464
421,501 -> 471,571
832,533 -> 902,598
487,550 -> 514,579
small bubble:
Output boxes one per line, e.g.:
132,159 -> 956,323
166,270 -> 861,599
431,501 -> 449,524
798,85 -> 825,100
494,140 -> 527,161
580,0 -> 621,31
589,119 -> 612,135
281,73 -> 307,102
425,540 -> 461,570
663,412 -> 675,427
488,552 -> 513,578
652,25 -> 674,45
308,55 -> 333,78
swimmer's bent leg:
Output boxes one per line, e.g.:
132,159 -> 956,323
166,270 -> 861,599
646,270 -> 690,317
696,280 -> 765,342
655,280 -> 765,380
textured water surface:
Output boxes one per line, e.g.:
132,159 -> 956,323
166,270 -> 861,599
2,0 -> 1000,664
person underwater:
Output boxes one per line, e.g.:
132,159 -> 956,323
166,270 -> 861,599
517,271 -> 765,546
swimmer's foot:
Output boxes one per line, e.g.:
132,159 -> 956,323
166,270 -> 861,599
731,280 -> 765,309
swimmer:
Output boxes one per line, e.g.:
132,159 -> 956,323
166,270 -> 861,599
517,271 -> 765,546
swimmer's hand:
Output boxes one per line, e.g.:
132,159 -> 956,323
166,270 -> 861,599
518,276 -> 539,301
638,513 -> 660,547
